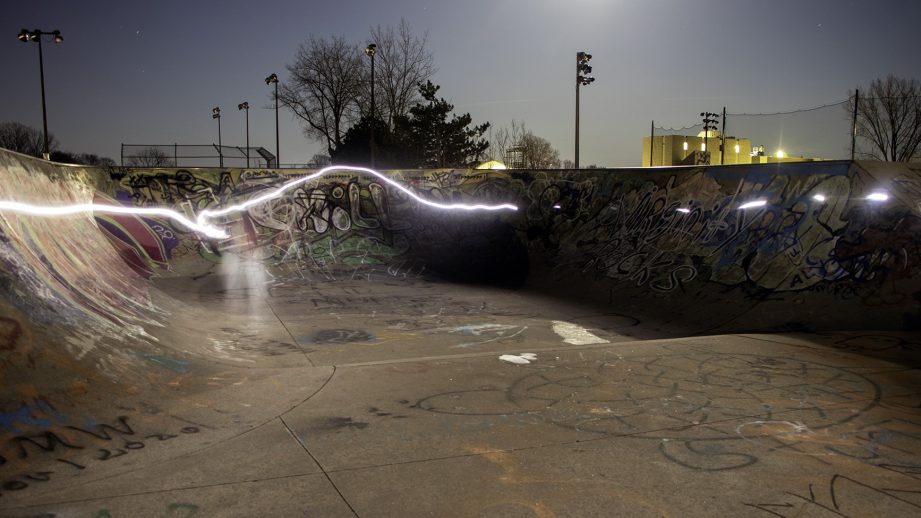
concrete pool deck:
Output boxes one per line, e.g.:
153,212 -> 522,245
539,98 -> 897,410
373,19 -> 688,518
2,274 -> 920,517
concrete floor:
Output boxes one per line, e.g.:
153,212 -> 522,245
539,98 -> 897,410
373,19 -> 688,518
3,273 -> 921,517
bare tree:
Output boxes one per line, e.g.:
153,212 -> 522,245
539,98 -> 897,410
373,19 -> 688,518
518,132 -> 561,168
488,120 -> 526,163
365,20 -> 436,127
850,75 -> 921,162
127,147 -> 174,167
279,36 -> 364,156
489,120 -> 560,168
0,121 -> 58,157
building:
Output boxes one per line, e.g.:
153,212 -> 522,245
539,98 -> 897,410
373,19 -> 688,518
642,131 -> 752,167
642,132 -> 827,167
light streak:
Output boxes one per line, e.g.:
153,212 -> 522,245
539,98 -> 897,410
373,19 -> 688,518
0,201 -> 229,239
866,191 -> 888,202
675,207 -> 691,213
196,166 -> 518,224
0,166 -> 519,240
812,194 -> 826,202
738,199 -> 768,210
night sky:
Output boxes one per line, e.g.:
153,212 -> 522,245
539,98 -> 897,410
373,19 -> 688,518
2,0 -> 919,167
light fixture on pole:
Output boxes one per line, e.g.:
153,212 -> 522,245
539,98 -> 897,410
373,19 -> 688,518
238,102 -> 250,168
700,111 -> 720,165
212,107 -> 223,167
265,73 -> 279,167
365,43 -> 377,168
17,28 -> 63,160
575,51 -> 595,169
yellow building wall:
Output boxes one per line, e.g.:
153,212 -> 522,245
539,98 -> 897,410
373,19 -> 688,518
643,135 -> 752,167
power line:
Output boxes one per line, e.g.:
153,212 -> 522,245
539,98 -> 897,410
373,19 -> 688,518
727,100 -> 849,116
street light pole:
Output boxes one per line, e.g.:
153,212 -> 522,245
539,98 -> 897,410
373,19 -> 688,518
18,29 -> 63,160
365,43 -> 377,168
575,51 -> 595,169
238,102 -> 250,168
212,107 -> 222,167
265,73 -> 280,167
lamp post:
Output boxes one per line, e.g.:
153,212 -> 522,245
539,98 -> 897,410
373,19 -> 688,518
700,111 -> 720,165
265,73 -> 279,167
238,102 -> 250,168
365,43 -> 377,168
17,28 -> 63,160
212,107 -> 223,167
575,51 -> 595,169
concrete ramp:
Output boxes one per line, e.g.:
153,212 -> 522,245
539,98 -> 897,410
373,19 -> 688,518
1,148 -> 920,516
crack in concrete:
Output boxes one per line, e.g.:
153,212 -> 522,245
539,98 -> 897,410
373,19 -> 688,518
280,415 -> 360,518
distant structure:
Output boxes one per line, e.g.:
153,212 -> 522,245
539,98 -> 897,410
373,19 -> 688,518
642,131 -> 824,167
504,146 -> 525,169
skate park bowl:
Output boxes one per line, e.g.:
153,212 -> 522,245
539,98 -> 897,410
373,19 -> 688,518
1,147 -> 921,516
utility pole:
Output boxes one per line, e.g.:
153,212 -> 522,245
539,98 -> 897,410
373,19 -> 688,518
650,120 -> 655,167
575,51 -> 595,169
700,111 -> 720,165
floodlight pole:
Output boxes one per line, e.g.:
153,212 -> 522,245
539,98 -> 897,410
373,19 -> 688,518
265,73 -> 280,167
851,89 -> 859,161
212,107 -> 222,167
239,102 -> 250,168
18,29 -> 62,160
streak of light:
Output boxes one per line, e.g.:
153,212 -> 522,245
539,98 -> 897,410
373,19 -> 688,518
0,200 -> 229,238
0,165 -> 519,240
738,199 -> 768,210
196,165 -> 518,226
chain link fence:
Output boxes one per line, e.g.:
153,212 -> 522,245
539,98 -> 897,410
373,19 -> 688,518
121,144 -> 276,168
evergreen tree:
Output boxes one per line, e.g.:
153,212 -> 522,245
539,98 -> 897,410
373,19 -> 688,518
397,81 -> 490,168
334,82 -> 490,168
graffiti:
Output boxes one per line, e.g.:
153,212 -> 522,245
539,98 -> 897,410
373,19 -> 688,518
0,316 -> 22,352
413,351 -> 883,470
0,415 -> 200,498
22,502 -> 200,518
744,474 -> 921,517
304,329 -> 376,345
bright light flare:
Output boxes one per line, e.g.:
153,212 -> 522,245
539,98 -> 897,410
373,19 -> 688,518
812,194 -> 826,202
866,192 -> 889,202
738,199 -> 768,210
675,207 -> 691,213
0,200 -> 229,239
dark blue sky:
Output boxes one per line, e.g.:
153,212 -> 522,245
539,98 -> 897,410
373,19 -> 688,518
3,0 -> 919,166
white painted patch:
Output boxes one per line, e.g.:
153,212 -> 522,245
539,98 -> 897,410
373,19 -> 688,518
499,353 -> 536,365
551,321 -> 609,345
